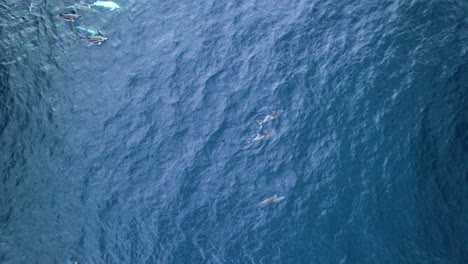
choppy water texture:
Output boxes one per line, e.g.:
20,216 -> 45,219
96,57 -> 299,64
1,0 -> 467,263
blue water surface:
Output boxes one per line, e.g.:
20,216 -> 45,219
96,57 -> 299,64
1,0 -> 467,263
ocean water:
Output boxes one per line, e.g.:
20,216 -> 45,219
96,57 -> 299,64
1,0 -> 467,263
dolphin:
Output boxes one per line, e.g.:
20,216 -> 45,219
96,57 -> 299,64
246,130 -> 273,146
257,110 -> 282,129
257,195 -> 286,206
253,130 -> 272,141
67,4 -> 97,12
83,31 -> 107,45
76,26 -> 100,36
59,13 -> 80,21
85,35 -> 107,45
92,1 -> 121,10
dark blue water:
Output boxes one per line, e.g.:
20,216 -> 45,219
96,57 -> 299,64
1,0 -> 467,263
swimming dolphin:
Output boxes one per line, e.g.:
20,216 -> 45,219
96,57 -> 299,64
257,195 -> 285,206
257,110 -> 282,129
83,31 -> 107,45
246,130 -> 273,146
85,35 -> 107,45
253,130 -> 272,141
59,13 -> 80,21
92,1 -> 121,10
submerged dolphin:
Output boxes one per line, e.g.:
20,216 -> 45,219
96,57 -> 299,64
76,26 -> 100,36
92,1 -> 121,10
67,3 -> 96,12
257,195 -> 285,206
